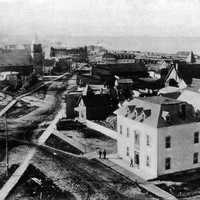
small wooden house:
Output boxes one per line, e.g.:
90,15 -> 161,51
75,94 -> 111,121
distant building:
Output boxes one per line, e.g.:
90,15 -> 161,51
190,78 -> 200,90
147,59 -> 172,80
148,71 -> 161,79
53,58 -> 72,73
43,58 -> 55,74
186,51 -> 196,63
93,62 -> 147,81
50,46 -> 88,62
134,77 -> 163,90
102,52 -> 136,64
0,71 -> 19,88
177,62 -> 200,86
176,51 -> 196,63
73,63 -> 92,76
164,65 -> 187,89
0,49 -> 33,82
115,96 -> 200,179
31,43 -> 44,74
114,76 -> 133,90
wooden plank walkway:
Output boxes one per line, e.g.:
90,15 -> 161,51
0,99 -> 17,117
0,104 -> 65,200
141,183 -> 178,200
0,148 -> 36,200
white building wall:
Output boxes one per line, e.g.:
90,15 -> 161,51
117,115 -> 158,179
158,122 -> 200,176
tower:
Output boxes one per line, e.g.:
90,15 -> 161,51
186,51 -> 196,63
31,34 -> 44,74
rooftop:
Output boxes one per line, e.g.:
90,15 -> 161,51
82,94 -> 110,107
138,96 -> 181,105
178,89 -> 200,111
115,96 -> 197,128
0,49 -> 32,67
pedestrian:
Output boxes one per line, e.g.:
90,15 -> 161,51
103,149 -> 106,159
98,149 -> 102,159
130,158 -> 133,167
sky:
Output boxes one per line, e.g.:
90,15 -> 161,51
0,0 -> 200,38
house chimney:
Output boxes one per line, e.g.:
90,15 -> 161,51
175,63 -> 178,71
181,104 -> 186,120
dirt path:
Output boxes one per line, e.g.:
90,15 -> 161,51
10,90 -> 57,123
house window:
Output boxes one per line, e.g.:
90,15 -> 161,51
165,136 -> 171,148
126,147 -> 130,156
146,135 -> 150,146
165,157 -> 171,170
146,155 -> 150,167
193,152 -> 198,164
134,131 -> 140,146
120,125 -> 123,135
194,132 -> 199,144
127,128 -> 130,137
81,111 -> 84,119
140,113 -> 145,122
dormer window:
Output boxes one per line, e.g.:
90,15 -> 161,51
134,110 -> 138,118
140,112 -> 146,122
125,108 -> 130,117
162,111 -> 169,121
166,114 -> 171,122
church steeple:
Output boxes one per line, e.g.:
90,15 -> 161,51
186,51 -> 196,63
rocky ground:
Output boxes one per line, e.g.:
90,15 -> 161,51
155,169 -> 200,200
5,146 -> 156,200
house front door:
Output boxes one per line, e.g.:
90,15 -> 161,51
134,151 -> 140,168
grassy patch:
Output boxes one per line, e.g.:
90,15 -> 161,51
45,134 -> 82,155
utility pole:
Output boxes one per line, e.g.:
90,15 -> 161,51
4,114 -> 8,177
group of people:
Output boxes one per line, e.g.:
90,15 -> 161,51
98,149 -> 107,159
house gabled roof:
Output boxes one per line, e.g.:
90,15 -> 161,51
118,78 -> 133,84
164,65 -> 187,89
81,94 -> 110,107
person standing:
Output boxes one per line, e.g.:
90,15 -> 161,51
98,149 -> 102,159
130,158 -> 133,167
103,149 -> 106,159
